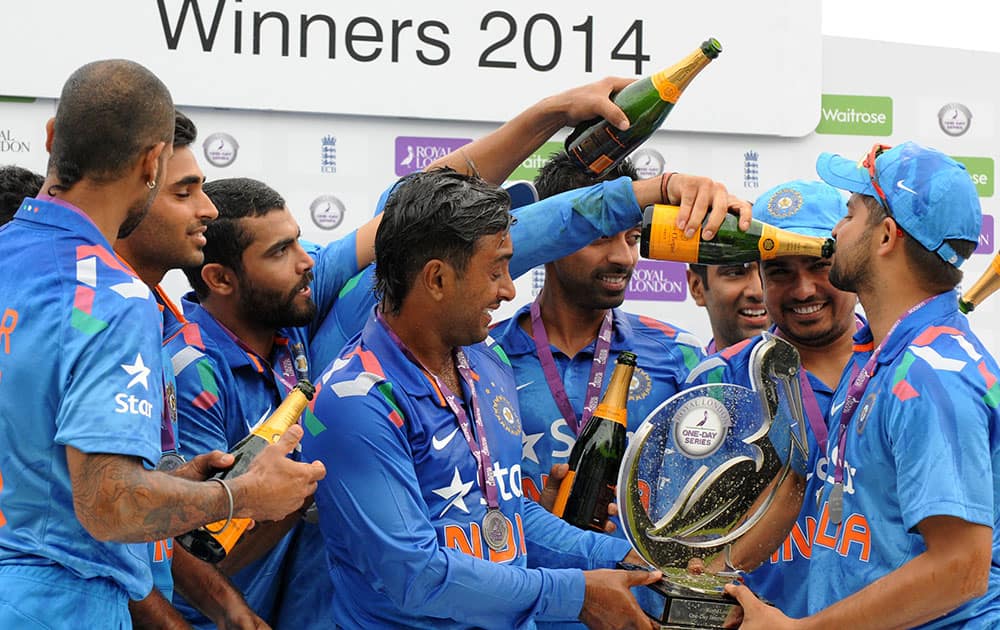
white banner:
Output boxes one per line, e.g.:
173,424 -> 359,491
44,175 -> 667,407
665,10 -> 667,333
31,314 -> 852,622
0,0 -> 821,137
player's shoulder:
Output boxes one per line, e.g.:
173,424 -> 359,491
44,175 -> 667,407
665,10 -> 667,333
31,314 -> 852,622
623,311 -> 702,350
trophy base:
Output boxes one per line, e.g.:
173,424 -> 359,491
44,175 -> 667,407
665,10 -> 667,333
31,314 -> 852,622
619,563 -> 740,629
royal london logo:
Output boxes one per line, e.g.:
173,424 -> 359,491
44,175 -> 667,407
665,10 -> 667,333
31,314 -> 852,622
672,396 -> 731,459
310,194 -> 346,230
628,367 -> 651,402
202,132 -> 239,167
492,394 -> 520,435
766,188 -> 803,219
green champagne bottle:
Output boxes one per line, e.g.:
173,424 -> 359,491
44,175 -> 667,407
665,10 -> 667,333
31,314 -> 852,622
565,38 -> 722,177
640,204 -> 835,264
959,252 -> 1000,313
176,379 -> 315,563
552,352 -> 636,531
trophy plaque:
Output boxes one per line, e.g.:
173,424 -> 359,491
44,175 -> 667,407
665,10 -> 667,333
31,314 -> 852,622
617,333 -> 808,629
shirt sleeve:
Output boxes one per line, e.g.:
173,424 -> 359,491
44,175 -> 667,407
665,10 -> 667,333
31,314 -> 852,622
302,233 -> 360,329
304,387 -> 586,627
171,351 -> 230,458
308,265 -> 377,371
886,358 -> 994,532
509,177 -> 641,278
522,499 -> 633,571
55,287 -> 163,466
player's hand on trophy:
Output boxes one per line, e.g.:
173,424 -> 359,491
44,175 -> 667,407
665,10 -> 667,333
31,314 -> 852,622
580,568 -> 662,630
724,583 -> 797,629
539,463 -> 618,534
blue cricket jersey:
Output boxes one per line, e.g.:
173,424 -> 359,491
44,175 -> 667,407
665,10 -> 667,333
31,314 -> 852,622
684,335 -> 830,618
0,198 -> 163,606
308,176 -> 648,370
167,235 -> 358,627
809,292 -> 1000,626
492,308 -> 703,511
143,287 -> 189,603
302,316 -> 632,628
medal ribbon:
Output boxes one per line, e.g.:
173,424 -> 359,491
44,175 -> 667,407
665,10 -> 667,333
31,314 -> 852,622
530,298 -> 614,436
378,312 -> 501,511
831,298 -> 934,489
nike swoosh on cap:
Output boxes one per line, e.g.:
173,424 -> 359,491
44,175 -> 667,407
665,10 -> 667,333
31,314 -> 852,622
515,381 -> 534,391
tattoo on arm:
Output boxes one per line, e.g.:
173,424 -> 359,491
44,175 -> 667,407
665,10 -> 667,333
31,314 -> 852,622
67,447 -> 228,543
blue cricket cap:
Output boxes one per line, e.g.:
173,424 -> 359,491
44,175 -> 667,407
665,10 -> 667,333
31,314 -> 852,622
751,179 -> 846,239
816,141 -> 981,268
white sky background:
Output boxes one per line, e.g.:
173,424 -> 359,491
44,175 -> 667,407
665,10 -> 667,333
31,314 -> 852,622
822,0 -> 1000,52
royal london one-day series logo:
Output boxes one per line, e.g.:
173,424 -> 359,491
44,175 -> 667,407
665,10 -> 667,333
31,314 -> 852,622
395,136 -> 471,177
816,94 -> 893,136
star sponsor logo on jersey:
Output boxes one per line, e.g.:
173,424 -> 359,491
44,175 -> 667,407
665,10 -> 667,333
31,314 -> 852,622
121,353 -> 151,390
433,467 -> 475,516
855,392 -> 877,435
521,431 -> 543,464
628,367 -> 652,402
492,394 -> 520,435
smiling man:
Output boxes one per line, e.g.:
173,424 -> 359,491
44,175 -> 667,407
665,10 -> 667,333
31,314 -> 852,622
686,261 -> 769,353
302,169 -> 662,629
684,179 -> 859,617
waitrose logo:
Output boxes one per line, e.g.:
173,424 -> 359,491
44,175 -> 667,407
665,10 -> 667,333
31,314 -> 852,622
510,141 -> 564,181
951,156 -> 994,198
816,95 -> 893,136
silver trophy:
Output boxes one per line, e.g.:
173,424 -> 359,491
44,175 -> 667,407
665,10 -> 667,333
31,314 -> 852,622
617,333 -> 808,628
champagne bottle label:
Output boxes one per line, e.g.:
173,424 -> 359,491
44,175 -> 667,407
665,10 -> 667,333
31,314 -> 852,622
650,73 -> 681,103
592,402 -> 627,427
201,517 -> 252,554
643,205 -> 700,263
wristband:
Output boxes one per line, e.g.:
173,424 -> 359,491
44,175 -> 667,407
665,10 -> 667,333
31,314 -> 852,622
204,478 -> 233,535
660,171 -> 677,205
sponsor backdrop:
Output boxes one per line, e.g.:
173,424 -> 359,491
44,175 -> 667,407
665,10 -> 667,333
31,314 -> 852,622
1,35 -> 998,353
0,1 -> 821,137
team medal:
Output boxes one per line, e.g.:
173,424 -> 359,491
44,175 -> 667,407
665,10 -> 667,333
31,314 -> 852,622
828,482 -> 844,525
482,508 -> 510,551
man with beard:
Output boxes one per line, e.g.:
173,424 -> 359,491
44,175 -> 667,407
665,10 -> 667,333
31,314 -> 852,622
301,169 -> 662,629
729,143 -> 1000,627
166,78 -> 685,627
491,152 -> 705,520
683,179 -> 859,617
115,111 -> 272,629
0,60 -> 322,628
686,261 -> 768,353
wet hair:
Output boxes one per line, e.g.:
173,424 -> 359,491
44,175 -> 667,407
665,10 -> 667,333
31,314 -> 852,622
47,59 -> 173,192
533,151 -> 638,200
861,194 -> 973,292
0,165 -> 44,225
688,263 -> 710,288
183,178 -> 287,298
375,168 -> 512,314
174,111 -> 197,149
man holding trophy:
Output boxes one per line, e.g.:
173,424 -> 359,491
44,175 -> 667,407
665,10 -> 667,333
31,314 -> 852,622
730,144 -> 1000,626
